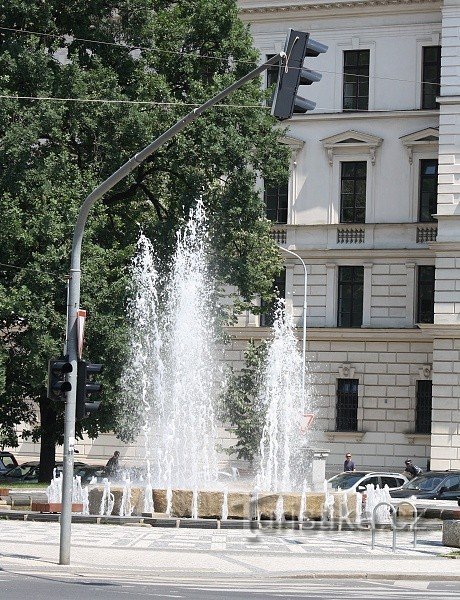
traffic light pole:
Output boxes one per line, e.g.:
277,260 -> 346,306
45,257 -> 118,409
59,51 -> 285,565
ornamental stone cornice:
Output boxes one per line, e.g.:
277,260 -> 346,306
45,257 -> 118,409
239,0 -> 440,14
225,326 -> 434,342
417,324 -> 460,338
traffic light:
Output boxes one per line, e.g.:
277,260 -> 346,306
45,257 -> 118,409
76,360 -> 103,421
271,29 -> 328,121
47,357 -> 72,400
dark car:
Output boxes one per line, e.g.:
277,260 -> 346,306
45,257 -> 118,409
0,451 -> 18,474
389,471 -> 460,501
73,465 -> 107,485
0,462 -> 40,483
0,460 -> 89,483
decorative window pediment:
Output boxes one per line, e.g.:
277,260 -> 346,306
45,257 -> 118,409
400,127 -> 439,164
281,135 -> 304,152
321,130 -> 383,166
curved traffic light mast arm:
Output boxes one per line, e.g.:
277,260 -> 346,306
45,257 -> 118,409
60,50 -> 287,566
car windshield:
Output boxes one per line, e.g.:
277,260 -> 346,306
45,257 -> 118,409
328,473 -> 365,489
3,464 -> 35,479
1,455 -> 17,469
403,474 -> 444,491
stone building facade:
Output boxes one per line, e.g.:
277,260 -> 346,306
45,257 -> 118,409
226,0 -> 460,473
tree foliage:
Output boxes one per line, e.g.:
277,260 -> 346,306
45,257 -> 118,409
0,0 -> 288,479
221,340 -> 267,462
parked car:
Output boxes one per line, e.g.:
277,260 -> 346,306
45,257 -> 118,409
0,460 -> 88,483
0,451 -> 18,474
328,471 -> 408,493
73,465 -> 108,484
0,462 -> 40,483
389,471 -> 460,501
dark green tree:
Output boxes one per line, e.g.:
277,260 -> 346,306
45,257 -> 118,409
0,1 -> 288,480
220,340 -> 267,462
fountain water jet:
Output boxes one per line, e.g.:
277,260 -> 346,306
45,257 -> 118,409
120,201 -> 220,492
256,302 -> 313,492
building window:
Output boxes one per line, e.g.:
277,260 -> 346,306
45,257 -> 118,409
343,50 -> 370,111
264,182 -> 288,224
422,46 -> 441,110
417,265 -> 435,324
266,54 -> 278,107
415,380 -> 432,434
340,161 -> 367,223
336,378 -> 359,431
260,269 -> 286,327
419,159 -> 438,222
337,266 -> 364,327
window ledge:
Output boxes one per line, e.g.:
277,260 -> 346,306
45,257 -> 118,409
325,431 -> 366,442
405,432 -> 431,444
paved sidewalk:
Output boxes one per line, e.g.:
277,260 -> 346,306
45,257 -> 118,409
0,520 -> 460,581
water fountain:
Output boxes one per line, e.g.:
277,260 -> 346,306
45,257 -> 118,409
85,202 -> 360,525
119,201 -> 220,491
256,301 -> 313,493
31,470 -> 86,514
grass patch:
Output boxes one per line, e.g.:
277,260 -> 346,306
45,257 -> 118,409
441,550 -> 460,559
1,482 -> 48,489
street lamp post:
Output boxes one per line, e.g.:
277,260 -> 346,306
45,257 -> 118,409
278,246 -> 307,396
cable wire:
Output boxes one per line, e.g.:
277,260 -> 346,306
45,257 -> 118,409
0,93 -> 266,108
0,92 -> 440,115
0,25 -> 442,87
0,261 -> 68,279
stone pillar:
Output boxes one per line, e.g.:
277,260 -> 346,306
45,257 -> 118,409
431,0 -> 460,470
405,262 -> 416,327
325,263 -> 337,327
311,449 -> 330,492
362,262 -> 372,327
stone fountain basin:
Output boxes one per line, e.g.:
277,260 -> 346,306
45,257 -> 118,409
87,487 -> 360,521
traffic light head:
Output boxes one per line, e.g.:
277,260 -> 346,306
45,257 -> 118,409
47,357 -> 73,400
76,360 -> 103,421
271,29 -> 328,121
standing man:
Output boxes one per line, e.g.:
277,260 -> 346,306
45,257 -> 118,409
344,452 -> 355,472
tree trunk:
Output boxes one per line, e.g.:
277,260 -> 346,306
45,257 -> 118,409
38,399 -> 57,482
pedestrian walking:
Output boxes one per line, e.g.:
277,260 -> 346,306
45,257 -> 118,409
344,452 -> 355,472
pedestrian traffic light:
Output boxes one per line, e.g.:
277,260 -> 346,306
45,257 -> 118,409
76,360 -> 103,421
47,357 -> 72,400
271,29 -> 328,121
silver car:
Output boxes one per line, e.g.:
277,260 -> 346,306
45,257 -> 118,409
328,471 -> 408,492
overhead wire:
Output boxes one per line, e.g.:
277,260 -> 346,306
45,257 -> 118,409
0,92 -> 441,115
0,25 -> 442,88
0,261 -> 68,279
0,94 -> 267,108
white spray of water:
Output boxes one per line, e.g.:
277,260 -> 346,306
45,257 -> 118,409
256,302 -> 311,492
119,234 -> 163,483
100,479 -> 114,516
120,201 -> 220,491
166,487 -> 173,516
120,476 -> 133,517
275,495 -> 285,523
192,488 -> 199,519
221,488 -> 229,520
299,482 -> 307,522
